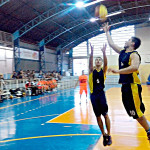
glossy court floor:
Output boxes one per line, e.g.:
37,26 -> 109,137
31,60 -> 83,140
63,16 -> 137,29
0,85 -> 150,150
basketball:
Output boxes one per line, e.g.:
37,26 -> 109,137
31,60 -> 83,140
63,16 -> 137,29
23,92 -> 26,96
10,95 -> 13,99
95,4 -> 108,22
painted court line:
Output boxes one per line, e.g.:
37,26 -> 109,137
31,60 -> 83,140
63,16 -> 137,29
0,134 -> 100,143
0,114 -> 59,124
0,94 -> 55,110
0,88 -> 74,110
0,133 -> 147,143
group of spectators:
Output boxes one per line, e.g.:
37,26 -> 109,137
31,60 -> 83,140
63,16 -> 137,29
11,70 -> 62,80
25,78 -> 57,96
0,70 -> 62,102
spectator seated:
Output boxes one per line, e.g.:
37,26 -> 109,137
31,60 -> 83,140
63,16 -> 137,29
1,89 -> 11,99
25,79 -> 39,96
30,80 -> 39,96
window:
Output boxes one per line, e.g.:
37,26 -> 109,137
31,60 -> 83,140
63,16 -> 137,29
73,59 -> 88,76
73,25 -> 135,75
89,33 -> 110,55
73,42 -> 87,57
111,25 -> 135,55
73,25 -> 135,56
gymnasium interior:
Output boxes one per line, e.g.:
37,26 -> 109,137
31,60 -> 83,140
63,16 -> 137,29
0,0 -> 150,149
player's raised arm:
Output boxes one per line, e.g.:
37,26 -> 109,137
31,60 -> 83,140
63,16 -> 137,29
89,44 -> 94,74
101,44 -> 107,74
102,22 -> 122,54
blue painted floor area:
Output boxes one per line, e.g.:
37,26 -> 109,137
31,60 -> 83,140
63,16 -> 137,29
0,85 -> 119,150
0,123 -> 100,150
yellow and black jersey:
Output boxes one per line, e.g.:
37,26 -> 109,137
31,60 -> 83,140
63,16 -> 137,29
122,83 -> 145,119
119,49 -> 141,84
89,68 -> 106,94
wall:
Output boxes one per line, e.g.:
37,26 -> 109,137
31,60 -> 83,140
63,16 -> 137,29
0,30 -> 13,74
19,42 -> 40,71
135,24 -> 150,83
62,53 -> 69,72
45,48 -> 57,72
0,47 -> 13,74
19,42 -> 57,72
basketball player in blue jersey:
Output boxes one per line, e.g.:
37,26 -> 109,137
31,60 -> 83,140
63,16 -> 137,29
89,44 -> 112,146
103,22 -> 150,142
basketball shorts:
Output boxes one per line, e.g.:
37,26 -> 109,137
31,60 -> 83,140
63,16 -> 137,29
80,85 -> 87,95
121,83 -> 145,119
90,90 -> 108,117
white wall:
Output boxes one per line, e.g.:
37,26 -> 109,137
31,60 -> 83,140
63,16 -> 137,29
135,24 -> 150,83
135,24 -> 150,64
0,47 -> 13,74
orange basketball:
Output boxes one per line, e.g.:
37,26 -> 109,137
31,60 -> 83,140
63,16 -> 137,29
95,4 -> 108,22
10,95 -> 13,99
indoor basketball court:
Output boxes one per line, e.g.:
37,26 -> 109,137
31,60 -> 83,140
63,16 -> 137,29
0,0 -> 150,150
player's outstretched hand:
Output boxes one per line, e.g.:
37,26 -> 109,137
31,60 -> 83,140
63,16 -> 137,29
101,22 -> 111,33
101,44 -> 107,53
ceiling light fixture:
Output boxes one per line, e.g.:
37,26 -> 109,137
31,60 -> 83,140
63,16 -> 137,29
84,0 -> 103,7
75,0 -> 104,8
90,18 -> 99,22
75,1 -> 84,8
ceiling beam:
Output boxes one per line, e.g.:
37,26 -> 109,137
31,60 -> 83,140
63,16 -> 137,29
40,2 -> 150,46
14,3 -> 73,38
39,1 -> 91,47
43,19 -> 89,46
0,0 -> 9,7
59,13 -> 149,51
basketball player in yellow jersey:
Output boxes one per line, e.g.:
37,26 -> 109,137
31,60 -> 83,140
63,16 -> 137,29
103,22 -> 150,142
89,44 -> 112,146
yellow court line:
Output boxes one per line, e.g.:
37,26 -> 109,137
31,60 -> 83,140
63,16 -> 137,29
0,88 -> 74,110
0,134 -> 100,143
0,114 -> 59,124
0,133 -> 147,143
0,94 -> 56,110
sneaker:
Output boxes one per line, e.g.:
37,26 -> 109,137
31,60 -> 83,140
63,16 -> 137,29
107,135 -> 112,146
147,131 -> 150,141
103,135 -> 108,146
